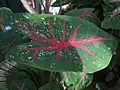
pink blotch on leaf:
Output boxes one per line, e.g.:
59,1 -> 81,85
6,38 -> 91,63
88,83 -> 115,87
111,10 -> 120,17
107,9 -> 120,24
76,9 -> 91,18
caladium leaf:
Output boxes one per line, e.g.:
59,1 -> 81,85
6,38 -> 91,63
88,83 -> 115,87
3,13 -> 117,73
61,72 -> 93,90
102,0 -> 120,14
101,7 -> 120,29
64,8 -> 101,26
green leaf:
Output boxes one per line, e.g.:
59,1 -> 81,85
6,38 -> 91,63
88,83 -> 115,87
39,82 -> 61,90
0,7 -> 13,32
64,8 -> 101,26
102,0 -> 120,16
9,79 -> 37,90
7,72 -> 37,90
96,82 -> 107,90
0,7 -> 13,23
62,72 -> 93,90
0,7 -> 13,14
4,13 -> 118,73
101,7 -> 120,29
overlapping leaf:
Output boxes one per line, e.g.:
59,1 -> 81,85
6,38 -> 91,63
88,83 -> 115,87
102,0 -> 120,16
0,7 -> 13,15
101,7 -> 120,29
61,72 -> 93,90
64,8 -> 101,26
7,72 -> 37,90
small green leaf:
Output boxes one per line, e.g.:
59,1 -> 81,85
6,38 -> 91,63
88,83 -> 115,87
101,7 -> 120,29
62,72 -> 93,90
9,79 -> 37,90
0,7 -> 13,14
7,72 -> 37,90
96,82 -> 107,90
0,7 -> 13,32
64,8 -> 101,26
102,0 -> 120,15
